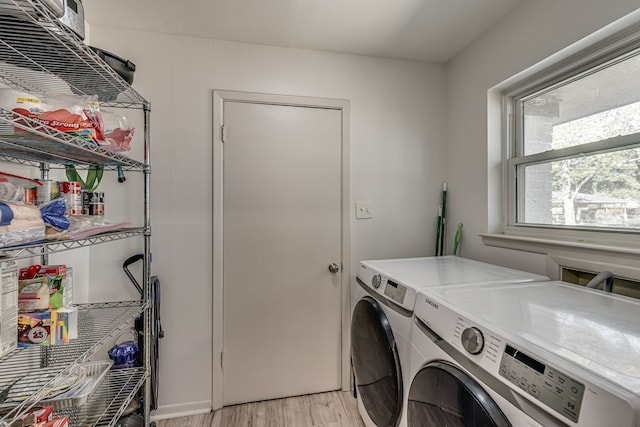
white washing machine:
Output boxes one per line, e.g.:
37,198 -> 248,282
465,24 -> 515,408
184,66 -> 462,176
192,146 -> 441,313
408,281 -> 640,426
351,256 -> 548,427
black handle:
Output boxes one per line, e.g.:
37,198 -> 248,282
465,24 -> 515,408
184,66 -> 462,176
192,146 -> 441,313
123,253 -> 144,295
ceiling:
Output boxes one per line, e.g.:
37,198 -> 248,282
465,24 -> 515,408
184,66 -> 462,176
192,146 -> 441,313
83,0 -> 522,63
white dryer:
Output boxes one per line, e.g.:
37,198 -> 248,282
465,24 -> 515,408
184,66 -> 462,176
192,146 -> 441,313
408,281 -> 640,426
351,256 -> 548,427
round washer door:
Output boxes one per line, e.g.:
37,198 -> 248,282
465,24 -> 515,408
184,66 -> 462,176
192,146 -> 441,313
408,361 -> 511,427
351,296 -> 402,427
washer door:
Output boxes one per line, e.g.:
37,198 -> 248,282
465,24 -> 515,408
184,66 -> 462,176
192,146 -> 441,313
408,361 -> 511,427
351,296 -> 403,427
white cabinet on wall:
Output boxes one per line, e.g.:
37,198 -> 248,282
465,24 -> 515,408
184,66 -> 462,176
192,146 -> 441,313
0,0 -> 153,425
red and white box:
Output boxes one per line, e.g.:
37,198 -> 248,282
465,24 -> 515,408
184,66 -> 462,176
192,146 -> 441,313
34,416 -> 70,427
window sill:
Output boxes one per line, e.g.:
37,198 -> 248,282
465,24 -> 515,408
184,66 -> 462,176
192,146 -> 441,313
480,233 -> 640,256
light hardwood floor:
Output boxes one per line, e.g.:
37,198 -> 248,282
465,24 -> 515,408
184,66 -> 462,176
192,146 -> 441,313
155,391 -> 365,427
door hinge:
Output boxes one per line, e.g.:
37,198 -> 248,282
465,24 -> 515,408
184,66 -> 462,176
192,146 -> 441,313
220,351 -> 224,369
221,125 -> 227,143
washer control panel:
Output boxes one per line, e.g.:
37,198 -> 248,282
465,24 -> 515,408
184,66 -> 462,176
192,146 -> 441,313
499,344 -> 585,423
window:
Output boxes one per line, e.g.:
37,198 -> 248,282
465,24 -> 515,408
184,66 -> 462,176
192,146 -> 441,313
505,31 -> 640,236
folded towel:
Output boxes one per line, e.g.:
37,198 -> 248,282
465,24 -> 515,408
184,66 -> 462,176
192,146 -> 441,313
0,201 -> 42,224
0,218 -> 45,233
0,203 -> 46,246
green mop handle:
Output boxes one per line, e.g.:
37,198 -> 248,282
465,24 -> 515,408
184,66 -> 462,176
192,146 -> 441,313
439,182 -> 447,256
435,205 -> 442,256
453,223 -> 463,256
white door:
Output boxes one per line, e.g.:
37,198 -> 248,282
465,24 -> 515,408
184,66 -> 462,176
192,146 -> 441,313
222,100 -> 343,405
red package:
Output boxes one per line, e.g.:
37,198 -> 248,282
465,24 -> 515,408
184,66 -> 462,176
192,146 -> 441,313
38,265 -> 67,277
13,108 -> 94,133
34,416 -> 70,427
102,127 -> 135,152
99,109 -> 135,152
10,94 -> 102,144
19,265 -> 66,280
15,405 -> 53,426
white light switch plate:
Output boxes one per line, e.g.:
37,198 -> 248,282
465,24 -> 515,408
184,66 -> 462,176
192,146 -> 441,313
356,201 -> 373,219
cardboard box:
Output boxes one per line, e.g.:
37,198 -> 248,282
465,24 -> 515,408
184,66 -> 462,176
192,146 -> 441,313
0,260 -> 18,357
18,264 -> 72,309
37,265 -> 66,276
14,406 -> 53,426
34,416 -> 70,427
54,307 -> 78,342
18,311 -> 54,346
18,277 -> 49,311
61,266 -> 73,308
17,307 -> 77,347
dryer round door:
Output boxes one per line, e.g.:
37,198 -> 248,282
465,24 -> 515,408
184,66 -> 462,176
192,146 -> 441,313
351,296 -> 403,427
408,360 -> 511,427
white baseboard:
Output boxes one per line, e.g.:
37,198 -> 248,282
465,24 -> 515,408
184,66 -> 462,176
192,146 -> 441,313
150,400 -> 212,421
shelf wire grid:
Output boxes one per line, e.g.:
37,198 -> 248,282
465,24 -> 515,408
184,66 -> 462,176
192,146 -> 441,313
0,0 -> 148,108
0,301 -> 147,425
0,108 -> 147,169
56,367 -> 147,427
0,227 -> 146,260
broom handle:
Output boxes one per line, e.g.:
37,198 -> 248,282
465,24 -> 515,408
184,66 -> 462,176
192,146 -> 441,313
439,182 -> 447,256
435,205 -> 442,256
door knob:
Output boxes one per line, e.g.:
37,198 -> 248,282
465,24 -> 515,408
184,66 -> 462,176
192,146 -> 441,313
328,263 -> 340,274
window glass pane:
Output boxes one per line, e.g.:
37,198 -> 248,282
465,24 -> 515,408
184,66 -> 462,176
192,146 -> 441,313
519,148 -> 640,228
523,53 -> 640,156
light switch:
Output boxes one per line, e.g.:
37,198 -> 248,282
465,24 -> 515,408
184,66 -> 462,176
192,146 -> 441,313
356,201 -> 373,219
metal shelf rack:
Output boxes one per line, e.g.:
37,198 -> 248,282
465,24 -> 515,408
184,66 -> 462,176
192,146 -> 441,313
0,228 -> 146,260
0,302 -> 147,425
0,108 -> 147,170
0,0 -> 153,425
62,368 -> 148,426
0,1 -> 147,108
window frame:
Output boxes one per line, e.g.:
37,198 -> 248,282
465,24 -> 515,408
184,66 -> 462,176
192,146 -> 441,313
502,24 -> 640,245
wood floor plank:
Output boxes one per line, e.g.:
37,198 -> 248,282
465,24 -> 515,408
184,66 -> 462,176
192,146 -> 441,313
156,391 -> 364,427
155,412 -> 214,427
335,390 -> 365,426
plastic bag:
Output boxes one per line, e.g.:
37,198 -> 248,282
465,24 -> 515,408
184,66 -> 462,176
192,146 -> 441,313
99,109 -> 135,152
0,171 -> 41,202
40,198 -> 69,231
0,89 -> 50,135
45,214 -> 131,241
10,93 -> 101,144
1,89 -> 135,152
0,200 -> 45,247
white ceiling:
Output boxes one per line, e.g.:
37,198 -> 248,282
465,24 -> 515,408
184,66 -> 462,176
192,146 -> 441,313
83,0 -> 521,63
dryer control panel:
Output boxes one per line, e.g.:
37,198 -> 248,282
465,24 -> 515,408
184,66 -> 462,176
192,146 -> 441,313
383,279 -> 407,305
356,263 -> 417,311
499,344 -> 585,423
416,283 -> 638,427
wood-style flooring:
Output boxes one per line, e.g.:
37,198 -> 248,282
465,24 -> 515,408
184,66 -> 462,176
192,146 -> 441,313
155,391 -> 365,427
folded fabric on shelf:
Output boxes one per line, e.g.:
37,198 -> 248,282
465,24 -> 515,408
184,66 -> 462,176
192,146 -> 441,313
0,201 -> 45,246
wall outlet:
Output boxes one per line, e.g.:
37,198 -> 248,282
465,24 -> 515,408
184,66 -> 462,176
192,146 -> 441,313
356,201 -> 373,219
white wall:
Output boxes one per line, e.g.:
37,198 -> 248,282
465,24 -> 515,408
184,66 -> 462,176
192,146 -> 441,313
444,0 -> 640,274
87,27 -> 446,416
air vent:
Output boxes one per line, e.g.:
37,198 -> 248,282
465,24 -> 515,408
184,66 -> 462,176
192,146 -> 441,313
561,267 -> 640,299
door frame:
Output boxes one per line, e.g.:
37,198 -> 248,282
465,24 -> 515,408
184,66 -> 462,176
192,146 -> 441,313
212,90 -> 351,411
